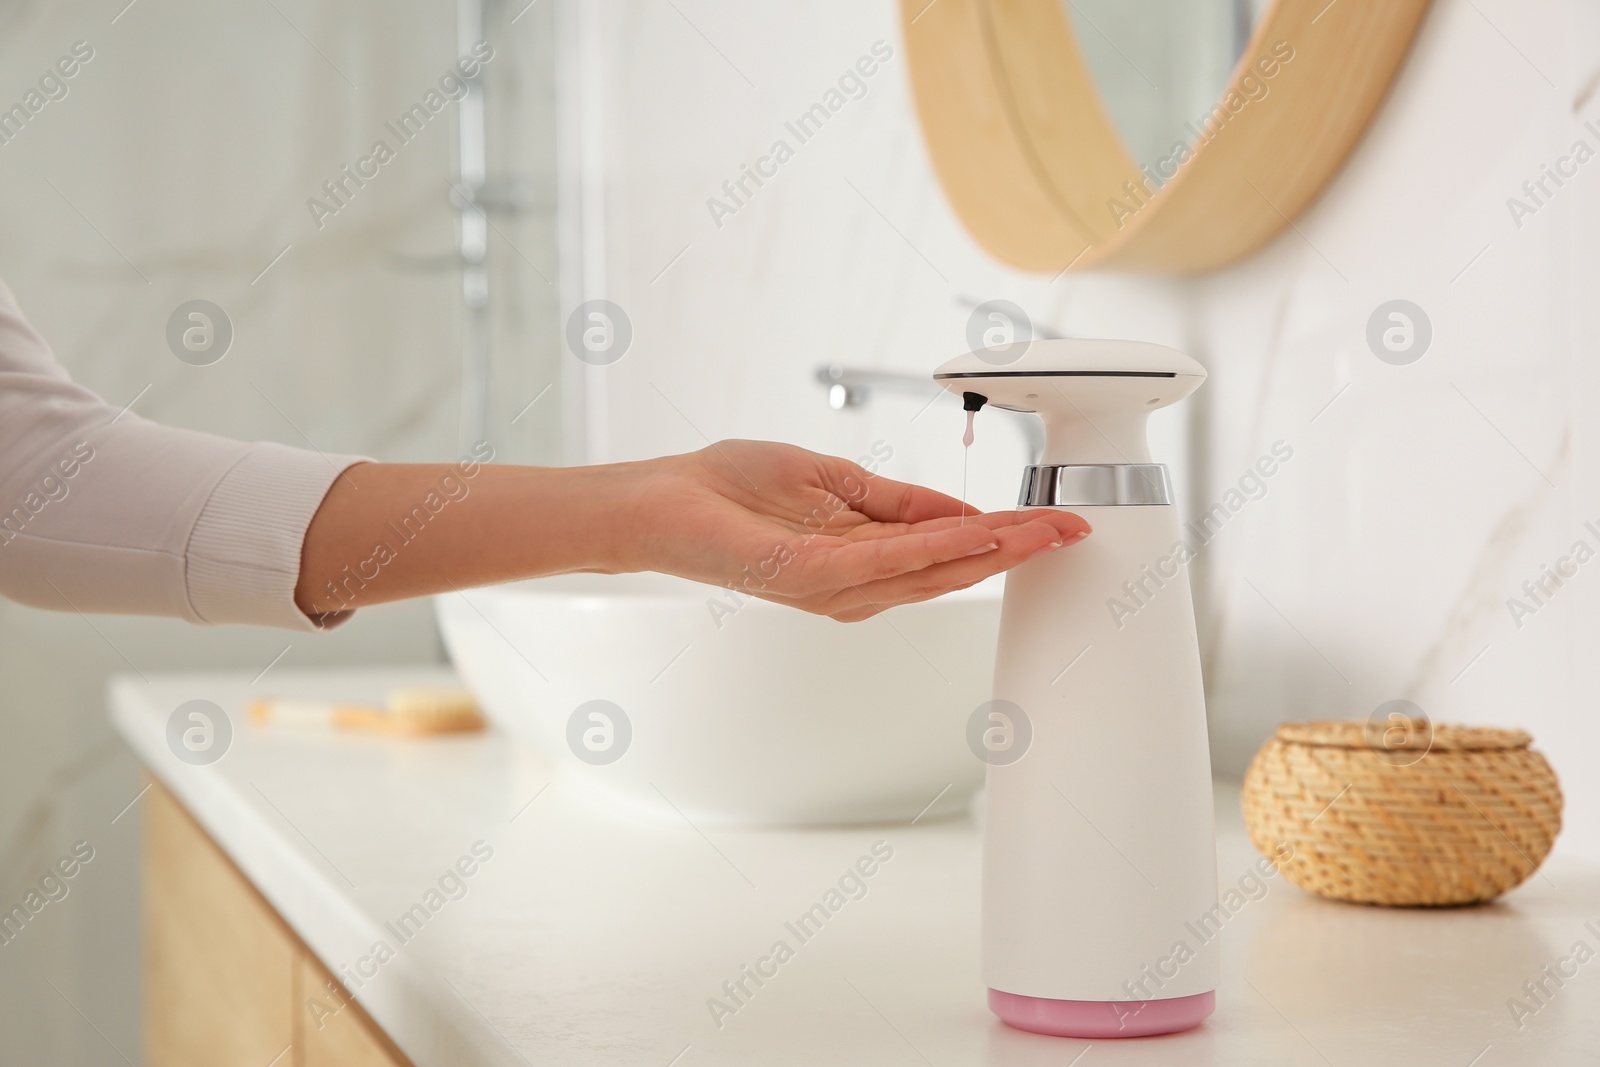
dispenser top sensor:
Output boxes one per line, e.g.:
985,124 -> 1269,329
934,339 -> 1206,466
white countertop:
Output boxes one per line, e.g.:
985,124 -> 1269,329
112,671 -> 1600,1067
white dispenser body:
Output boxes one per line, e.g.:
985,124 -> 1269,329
937,338 -> 1218,1034
984,501 -> 1218,1001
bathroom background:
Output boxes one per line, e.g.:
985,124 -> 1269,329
0,0 -> 1594,1062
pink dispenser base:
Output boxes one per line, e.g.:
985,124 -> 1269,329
989,988 -> 1214,1039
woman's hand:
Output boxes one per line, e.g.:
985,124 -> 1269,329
614,440 -> 1090,621
295,441 -> 1090,622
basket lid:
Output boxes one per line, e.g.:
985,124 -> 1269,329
1275,719 -> 1532,752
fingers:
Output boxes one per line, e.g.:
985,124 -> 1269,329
812,452 -> 1093,539
798,522 -> 1005,590
745,449 -> 1095,618
817,458 -> 970,525
818,518 -> 1084,618
906,508 -> 1091,539
836,506 -> 1091,545
747,514 -> 1089,621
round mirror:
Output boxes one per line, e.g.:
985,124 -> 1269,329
1064,0 -> 1270,178
901,0 -> 1432,273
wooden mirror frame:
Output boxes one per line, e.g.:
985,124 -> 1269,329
900,0 -> 1432,273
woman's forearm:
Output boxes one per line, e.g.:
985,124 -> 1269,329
293,459 -> 647,616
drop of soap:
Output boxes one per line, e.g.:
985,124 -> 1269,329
959,410 -> 976,526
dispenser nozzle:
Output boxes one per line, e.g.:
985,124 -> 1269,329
961,392 -> 985,450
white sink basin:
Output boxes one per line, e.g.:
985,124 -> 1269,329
434,573 -> 1000,825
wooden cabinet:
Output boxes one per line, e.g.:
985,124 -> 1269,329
145,781 -> 413,1067
297,955 -> 412,1067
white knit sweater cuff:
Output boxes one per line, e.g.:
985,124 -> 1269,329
185,443 -> 371,630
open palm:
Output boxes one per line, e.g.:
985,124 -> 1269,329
629,440 -> 1090,621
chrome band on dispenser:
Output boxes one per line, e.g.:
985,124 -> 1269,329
1019,464 -> 1173,507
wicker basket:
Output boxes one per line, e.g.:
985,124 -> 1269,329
1240,718 -> 1562,906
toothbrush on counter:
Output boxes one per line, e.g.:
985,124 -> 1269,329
247,687 -> 485,736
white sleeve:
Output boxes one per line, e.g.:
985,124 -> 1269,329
0,279 -> 369,630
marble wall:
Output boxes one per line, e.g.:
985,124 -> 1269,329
1190,0 -> 1600,866
575,0 -> 1598,866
